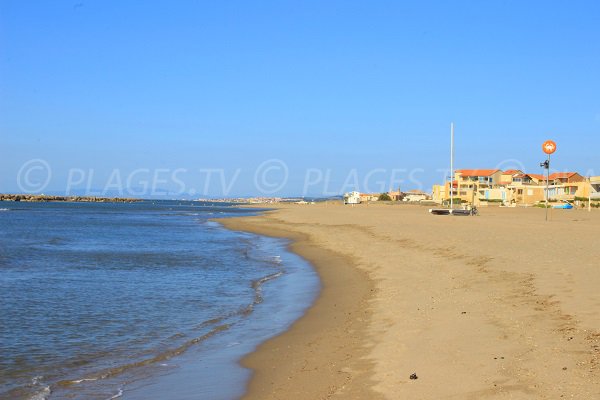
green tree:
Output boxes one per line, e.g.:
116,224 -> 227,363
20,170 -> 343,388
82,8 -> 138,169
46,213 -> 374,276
378,193 -> 392,201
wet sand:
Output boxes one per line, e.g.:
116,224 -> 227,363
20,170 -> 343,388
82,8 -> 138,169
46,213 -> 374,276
222,203 -> 600,399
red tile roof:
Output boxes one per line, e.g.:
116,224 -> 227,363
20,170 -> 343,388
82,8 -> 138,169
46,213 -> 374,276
456,169 -> 500,177
526,172 -> 581,181
528,173 -> 546,181
549,172 -> 578,180
503,169 -> 522,175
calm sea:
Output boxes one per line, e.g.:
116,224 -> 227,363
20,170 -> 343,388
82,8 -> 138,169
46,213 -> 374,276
0,201 -> 319,400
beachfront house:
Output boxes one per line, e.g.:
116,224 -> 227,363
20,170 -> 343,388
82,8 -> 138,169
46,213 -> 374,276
403,190 -> 429,202
510,173 -> 535,186
449,169 -> 503,204
432,168 -> 596,206
387,189 -> 403,201
507,186 -> 544,205
526,174 -> 546,185
359,193 -> 379,202
498,170 -> 523,186
591,176 -> 600,200
505,173 -> 545,204
545,173 -> 586,201
549,172 -> 585,185
508,173 -> 586,204
343,191 -> 362,205
456,169 -> 503,187
524,173 -> 586,202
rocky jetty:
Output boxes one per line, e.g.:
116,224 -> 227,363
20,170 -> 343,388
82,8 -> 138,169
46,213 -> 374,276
0,194 -> 140,203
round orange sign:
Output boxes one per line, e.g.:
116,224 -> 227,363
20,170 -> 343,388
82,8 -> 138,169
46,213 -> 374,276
542,140 -> 557,155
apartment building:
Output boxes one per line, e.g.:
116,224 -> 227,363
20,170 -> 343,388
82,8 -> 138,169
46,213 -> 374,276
432,169 -> 596,206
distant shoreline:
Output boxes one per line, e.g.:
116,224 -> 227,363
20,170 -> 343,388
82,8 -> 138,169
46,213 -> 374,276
0,194 -> 140,203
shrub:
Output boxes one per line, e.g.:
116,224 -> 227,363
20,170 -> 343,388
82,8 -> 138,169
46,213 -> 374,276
378,193 -> 392,201
443,198 -> 462,205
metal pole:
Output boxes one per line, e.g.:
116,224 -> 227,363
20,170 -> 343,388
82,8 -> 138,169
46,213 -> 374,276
589,176 -> 592,212
545,154 -> 550,221
450,122 -> 454,210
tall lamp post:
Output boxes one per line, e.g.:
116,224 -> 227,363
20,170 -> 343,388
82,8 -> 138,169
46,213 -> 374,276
450,122 -> 454,210
589,176 -> 592,213
541,140 -> 557,221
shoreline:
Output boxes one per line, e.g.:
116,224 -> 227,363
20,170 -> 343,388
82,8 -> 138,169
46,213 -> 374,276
220,209 -> 383,400
1,202 -> 322,400
222,202 -> 600,399
115,219 -> 323,400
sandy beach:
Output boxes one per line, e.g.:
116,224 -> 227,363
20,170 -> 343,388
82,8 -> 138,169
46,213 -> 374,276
221,202 -> 600,399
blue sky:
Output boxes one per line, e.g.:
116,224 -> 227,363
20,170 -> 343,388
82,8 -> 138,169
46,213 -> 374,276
1,1 -> 599,197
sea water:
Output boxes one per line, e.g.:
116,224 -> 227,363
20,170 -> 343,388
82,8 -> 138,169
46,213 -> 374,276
0,201 -> 319,399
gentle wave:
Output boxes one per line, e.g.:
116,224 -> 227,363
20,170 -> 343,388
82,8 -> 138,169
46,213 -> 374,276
27,379 -> 51,400
192,315 -> 227,330
5,273 -> 288,400
56,323 -> 231,388
247,271 -> 284,312
27,386 -> 50,400
105,388 -> 123,400
2,376 -> 51,400
52,268 -> 286,394
253,271 -> 284,292
69,378 -> 98,384
0,208 -> 10,211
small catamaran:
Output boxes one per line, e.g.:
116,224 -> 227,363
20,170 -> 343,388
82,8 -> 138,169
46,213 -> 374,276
429,123 -> 477,216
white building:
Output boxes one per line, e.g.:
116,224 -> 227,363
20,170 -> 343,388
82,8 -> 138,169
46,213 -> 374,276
343,191 -> 362,204
403,190 -> 429,202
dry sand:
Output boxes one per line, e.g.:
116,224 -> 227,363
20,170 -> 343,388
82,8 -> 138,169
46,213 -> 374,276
221,203 -> 600,399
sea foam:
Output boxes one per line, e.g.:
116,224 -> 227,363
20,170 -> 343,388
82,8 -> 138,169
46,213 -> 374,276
105,388 -> 123,400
